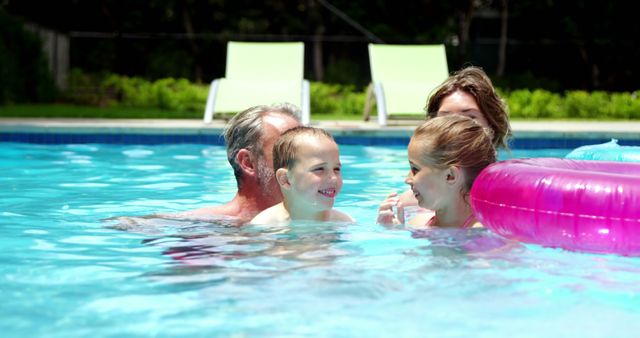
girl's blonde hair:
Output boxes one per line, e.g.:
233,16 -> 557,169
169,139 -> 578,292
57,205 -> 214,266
412,115 -> 496,193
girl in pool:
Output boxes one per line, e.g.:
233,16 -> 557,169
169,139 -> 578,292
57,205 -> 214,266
250,126 -> 354,224
377,115 -> 496,228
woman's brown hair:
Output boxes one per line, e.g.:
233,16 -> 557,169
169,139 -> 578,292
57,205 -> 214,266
426,66 -> 511,150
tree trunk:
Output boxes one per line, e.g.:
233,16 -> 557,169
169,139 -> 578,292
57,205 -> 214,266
496,0 -> 509,77
457,0 -> 475,66
313,35 -> 324,81
309,0 -> 324,81
578,45 -> 600,89
181,0 -> 202,82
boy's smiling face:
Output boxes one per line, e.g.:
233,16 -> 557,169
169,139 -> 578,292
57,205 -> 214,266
284,134 -> 342,212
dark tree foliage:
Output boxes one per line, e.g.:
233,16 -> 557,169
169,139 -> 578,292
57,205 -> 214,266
0,11 -> 56,104
500,0 -> 640,91
3,0 -> 639,91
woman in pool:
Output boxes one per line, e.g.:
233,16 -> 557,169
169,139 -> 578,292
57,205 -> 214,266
377,115 -> 496,228
379,66 -> 511,224
428,66 -> 511,150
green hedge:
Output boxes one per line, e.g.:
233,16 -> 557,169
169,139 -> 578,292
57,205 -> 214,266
65,69 -> 209,112
504,89 -> 640,119
62,71 -> 640,120
64,70 -> 369,116
310,82 -> 367,116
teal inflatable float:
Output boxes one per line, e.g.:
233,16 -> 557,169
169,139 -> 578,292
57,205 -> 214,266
565,139 -> 640,162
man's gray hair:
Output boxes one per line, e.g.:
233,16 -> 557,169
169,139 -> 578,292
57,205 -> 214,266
224,103 -> 301,187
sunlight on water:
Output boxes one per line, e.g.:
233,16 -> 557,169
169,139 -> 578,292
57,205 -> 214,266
1,142 -> 640,337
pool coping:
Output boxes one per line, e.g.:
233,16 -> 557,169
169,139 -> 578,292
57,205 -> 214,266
2,118 -> 640,139
2,118 -> 640,148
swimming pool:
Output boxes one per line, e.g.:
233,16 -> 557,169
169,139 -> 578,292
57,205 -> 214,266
2,141 -> 640,337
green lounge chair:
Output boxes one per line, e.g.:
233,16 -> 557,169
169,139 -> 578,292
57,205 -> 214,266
367,44 -> 449,125
203,41 -> 310,124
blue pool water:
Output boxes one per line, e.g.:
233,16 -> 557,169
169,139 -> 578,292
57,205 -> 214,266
2,142 -> 640,337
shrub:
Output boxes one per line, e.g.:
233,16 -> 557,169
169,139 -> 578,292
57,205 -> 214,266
65,68 -> 106,105
608,92 -> 640,119
152,78 -> 208,111
65,71 -> 208,112
503,89 -> 530,119
310,82 -> 368,116
564,90 -> 594,118
103,75 -> 155,108
503,89 -> 640,120
506,89 -> 564,118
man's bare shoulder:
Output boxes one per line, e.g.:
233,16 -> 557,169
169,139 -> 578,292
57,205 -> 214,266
104,212 -> 242,235
103,202 -> 246,234
171,204 -> 235,218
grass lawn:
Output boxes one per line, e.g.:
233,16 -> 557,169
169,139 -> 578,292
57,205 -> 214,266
0,104 -> 366,120
2,104 -> 635,122
0,104 -> 201,119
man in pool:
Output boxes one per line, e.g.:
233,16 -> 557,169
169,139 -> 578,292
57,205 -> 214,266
108,103 -> 301,231
174,103 -> 302,224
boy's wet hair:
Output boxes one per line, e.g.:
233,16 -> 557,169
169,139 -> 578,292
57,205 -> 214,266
273,126 -> 336,170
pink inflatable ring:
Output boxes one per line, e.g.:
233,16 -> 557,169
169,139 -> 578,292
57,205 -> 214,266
470,158 -> 640,256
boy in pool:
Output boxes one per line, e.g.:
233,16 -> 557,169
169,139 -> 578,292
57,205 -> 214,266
250,126 -> 354,224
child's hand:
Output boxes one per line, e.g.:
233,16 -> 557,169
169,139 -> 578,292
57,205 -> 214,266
376,192 -> 405,226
